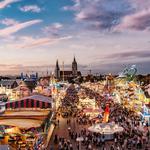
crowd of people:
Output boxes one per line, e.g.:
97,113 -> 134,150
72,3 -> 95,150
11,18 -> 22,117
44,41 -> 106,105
110,103 -> 149,150
60,84 -> 79,117
51,82 -> 149,150
82,83 -> 150,149
53,135 -> 73,150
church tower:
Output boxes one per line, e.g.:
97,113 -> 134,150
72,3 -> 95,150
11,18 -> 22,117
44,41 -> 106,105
55,60 -> 60,80
72,56 -> 78,77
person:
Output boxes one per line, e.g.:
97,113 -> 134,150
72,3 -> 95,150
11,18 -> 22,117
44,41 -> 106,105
88,143 -> 92,150
101,133 -> 105,146
77,143 -> 79,150
54,134 -> 58,144
70,143 -> 73,150
147,129 -> 150,140
110,144 -> 114,150
116,146 -> 120,150
114,137 -> 117,146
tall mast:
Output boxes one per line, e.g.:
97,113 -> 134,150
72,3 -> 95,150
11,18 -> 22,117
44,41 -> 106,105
62,61 -> 64,82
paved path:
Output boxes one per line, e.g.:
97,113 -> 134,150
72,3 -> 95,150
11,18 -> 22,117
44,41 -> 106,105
48,115 -> 114,150
48,116 -> 79,150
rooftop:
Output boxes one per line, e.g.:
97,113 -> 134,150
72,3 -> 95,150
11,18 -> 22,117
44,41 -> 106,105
6,94 -> 53,104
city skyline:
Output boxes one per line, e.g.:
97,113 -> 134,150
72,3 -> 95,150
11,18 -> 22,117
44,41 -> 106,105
0,0 -> 150,75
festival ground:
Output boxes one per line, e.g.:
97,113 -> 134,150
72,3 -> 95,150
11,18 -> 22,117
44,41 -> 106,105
47,80 -> 150,150
48,114 -> 150,150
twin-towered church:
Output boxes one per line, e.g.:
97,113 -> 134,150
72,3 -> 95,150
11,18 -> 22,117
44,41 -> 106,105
55,57 -> 81,81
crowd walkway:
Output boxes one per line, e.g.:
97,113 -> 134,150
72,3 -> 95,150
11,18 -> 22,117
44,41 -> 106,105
48,115 -> 81,150
48,115 -> 116,150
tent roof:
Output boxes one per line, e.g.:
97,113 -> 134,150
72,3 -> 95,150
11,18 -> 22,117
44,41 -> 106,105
6,94 -> 53,104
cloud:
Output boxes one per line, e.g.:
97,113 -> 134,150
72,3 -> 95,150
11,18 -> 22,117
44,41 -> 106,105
0,18 -> 19,26
0,0 -> 20,9
21,36 -> 72,48
0,64 -> 50,75
64,0 -> 133,30
106,50 -> 150,59
19,5 -> 41,13
90,60 -> 150,75
64,0 -> 150,31
42,23 -> 63,35
0,19 -> 42,37
116,9 -> 150,31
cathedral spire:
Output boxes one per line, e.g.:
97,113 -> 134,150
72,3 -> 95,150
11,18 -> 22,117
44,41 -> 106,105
56,59 -> 59,69
73,55 -> 76,63
72,56 -> 78,77
55,59 -> 60,79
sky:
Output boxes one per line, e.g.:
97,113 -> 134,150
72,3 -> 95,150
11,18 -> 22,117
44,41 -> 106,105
0,0 -> 150,75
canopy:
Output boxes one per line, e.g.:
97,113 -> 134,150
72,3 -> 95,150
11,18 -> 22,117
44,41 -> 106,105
0,119 -> 42,129
6,95 -> 52,109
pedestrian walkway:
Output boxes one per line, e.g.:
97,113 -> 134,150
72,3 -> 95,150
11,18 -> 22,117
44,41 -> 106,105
48,116 -> 79,150
48,115 -> 114,150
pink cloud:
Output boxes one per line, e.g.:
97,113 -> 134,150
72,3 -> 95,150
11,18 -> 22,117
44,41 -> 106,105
19,5 -> 41,13
42,23 -> 63,35
0,19 -> 42,37
0,18 -> 19,26
0,0 -> 20,9
115,9 -> 150,31
21,36 -> 72,48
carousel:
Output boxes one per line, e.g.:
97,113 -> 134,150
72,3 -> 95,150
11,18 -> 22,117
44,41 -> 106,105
88,122 -> 124,140
88,103 -> 123,140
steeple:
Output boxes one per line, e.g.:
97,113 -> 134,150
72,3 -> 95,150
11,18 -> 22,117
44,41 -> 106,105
72,56 -> 78,77
55,59 -> 60,79
56,59 -> 59,70
73,56 -> 76,63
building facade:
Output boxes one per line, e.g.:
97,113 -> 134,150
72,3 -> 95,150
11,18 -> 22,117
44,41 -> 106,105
55,57 -> 81,81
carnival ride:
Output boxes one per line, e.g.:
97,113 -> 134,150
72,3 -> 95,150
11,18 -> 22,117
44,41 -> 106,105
118,65 -> 137,82
103,73 -> 115,94
103,104 -> 110,123
116,65 -> 147,113
88,122 -> 124,140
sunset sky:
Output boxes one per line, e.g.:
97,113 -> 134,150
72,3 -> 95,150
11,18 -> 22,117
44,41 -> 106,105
0,0 -> 150,75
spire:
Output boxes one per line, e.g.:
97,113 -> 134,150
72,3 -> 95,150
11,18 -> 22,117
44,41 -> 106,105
73,56 -> 76,63
55,59 -> 60,79
72,56 -> 78,77
56,59 -> 60,70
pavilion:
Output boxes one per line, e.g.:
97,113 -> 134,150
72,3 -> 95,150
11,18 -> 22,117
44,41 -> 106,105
5,95 -> 53,110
